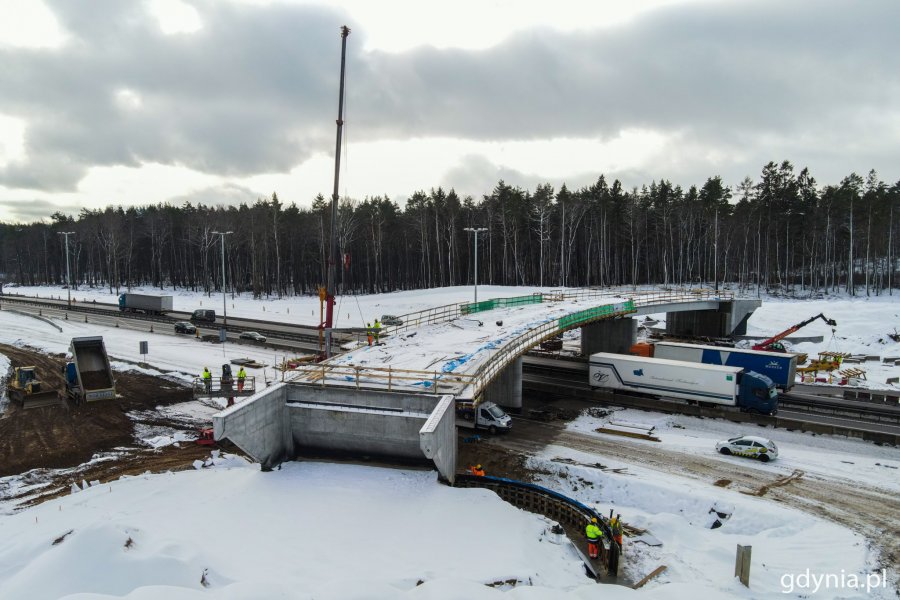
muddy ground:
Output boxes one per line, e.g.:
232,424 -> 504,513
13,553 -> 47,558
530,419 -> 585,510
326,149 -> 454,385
0,344 -> 198,478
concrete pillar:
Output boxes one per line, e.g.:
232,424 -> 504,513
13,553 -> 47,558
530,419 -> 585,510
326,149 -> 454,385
213,383 -> 294,470
580,318 -> 637,356
483,356 -> 522,410
666,310 -> 725,337
666,300 -> 760,338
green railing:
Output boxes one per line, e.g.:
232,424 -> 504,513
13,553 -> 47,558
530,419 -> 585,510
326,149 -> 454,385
460,293 -> 543,316
558,299 -> 636,330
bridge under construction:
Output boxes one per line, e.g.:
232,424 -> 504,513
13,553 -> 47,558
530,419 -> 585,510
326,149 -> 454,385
213,287 -> 758,482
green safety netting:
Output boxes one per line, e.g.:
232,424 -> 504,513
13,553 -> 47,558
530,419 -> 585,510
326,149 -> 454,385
557,299 -> 636,330
460,293 -> 543,316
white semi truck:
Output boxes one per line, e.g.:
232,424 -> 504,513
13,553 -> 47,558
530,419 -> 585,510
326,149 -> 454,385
456,400 -> 512,433
118,293 -> 174,315
588,352 -> 778,415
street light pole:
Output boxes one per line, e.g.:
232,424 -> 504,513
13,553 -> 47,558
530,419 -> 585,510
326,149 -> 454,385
463,227 -> 487,304
211,231 -> 233,335
57,231 -> 75,308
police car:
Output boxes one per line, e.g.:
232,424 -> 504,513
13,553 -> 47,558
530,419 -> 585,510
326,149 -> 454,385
715,435 -> 779,462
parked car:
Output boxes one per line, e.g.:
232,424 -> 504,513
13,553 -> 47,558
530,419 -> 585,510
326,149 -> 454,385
190,309 -> 216,323
380,315 -> 403,326
715,435 -> 778,462
174,321 -> 197,335
239,331 -> 267,343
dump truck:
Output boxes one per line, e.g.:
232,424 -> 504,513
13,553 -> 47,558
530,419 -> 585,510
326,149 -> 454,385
7,366 -> 62,409
456,400 -> 512,433
65,336 -> 116,403
118,293 -> 174,315
633,341 -> 798,391
589,352 -> 778,415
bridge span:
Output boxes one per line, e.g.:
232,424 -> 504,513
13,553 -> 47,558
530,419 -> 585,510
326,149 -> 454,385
214,288 -> 759,481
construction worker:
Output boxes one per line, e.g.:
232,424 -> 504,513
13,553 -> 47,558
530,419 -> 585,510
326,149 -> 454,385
612,513 -> 623,547
468,464 -> 485,476
237,366 -> 247,392
366,323 -> 373,347
202,367 -> 212,393
373,319 -> 382,344
585,517 -> 603,559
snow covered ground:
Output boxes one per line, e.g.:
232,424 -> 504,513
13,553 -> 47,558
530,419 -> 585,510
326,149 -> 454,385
1,285 -> 898,598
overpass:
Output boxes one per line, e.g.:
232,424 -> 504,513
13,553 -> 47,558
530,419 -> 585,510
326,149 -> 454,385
214,288 -> 759,482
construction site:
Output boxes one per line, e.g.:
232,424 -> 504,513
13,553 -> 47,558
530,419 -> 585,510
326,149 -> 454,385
1,286 -> 898,598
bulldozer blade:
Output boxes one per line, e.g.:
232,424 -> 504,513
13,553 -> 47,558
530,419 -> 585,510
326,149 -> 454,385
21,391 -> 65,410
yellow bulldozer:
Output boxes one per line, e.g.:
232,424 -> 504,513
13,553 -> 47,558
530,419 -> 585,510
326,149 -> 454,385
8,366 -> 62,409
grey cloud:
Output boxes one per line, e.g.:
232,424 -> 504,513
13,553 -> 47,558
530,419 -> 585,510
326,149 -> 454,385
0,197 -> 82,222
0,0 -> 897,197
169,182 -> 261,207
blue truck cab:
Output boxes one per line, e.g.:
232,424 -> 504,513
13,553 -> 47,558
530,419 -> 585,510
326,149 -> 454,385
737,371 -> 778,415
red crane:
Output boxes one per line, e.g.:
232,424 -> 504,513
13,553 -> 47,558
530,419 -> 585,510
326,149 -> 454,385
752,313 -> 837,353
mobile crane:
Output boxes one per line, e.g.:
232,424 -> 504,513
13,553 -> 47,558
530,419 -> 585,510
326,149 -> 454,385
752,313 -> 837,353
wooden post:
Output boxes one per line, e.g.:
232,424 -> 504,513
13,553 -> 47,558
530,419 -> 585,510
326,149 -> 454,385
388,367 -> 392,391
355,366 -> 360,389
734,545 -> 751,587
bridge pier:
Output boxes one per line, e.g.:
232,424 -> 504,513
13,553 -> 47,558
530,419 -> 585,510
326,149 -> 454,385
580,318 -> 637,356
483,356 -> 523,410
665,299 -> 759,338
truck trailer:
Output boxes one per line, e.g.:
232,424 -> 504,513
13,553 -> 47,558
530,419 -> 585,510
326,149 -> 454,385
644,342 -> 798,391
65,336 -> 116,403
588,352 -> 778,415
118,293 -> 174,315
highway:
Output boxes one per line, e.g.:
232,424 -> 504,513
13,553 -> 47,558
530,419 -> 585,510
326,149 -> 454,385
522,354 -> 900,440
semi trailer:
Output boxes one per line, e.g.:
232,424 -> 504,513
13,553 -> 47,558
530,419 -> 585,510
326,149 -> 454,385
634,341 -> 798,391
118,293 -> 174,315
588,352 -> 778,415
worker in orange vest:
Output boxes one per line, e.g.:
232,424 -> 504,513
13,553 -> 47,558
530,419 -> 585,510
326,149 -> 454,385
366,323 -> 373,347
468,464 -> 485,476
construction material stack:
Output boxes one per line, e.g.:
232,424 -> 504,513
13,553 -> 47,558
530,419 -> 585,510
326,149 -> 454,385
65,336 -> 116,403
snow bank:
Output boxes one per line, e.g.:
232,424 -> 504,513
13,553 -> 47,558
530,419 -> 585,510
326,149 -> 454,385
0,461 -> 739,600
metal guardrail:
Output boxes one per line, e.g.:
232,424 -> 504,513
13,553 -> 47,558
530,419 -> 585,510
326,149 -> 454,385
454,474 -> 620,578
290,363 -> 478,395
192,376 -> 257,398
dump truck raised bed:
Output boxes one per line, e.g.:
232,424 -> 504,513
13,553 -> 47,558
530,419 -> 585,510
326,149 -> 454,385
65,336 -> 116,403
638,341 -> 798,391
118,293 -> 174,315
589,352 -> 778,415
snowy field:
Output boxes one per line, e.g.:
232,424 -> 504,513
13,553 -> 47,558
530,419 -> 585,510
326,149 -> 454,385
11,282 -> 898,387
0,285 -> 898,598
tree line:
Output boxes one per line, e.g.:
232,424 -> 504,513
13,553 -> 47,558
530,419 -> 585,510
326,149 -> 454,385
1,161 -> 898,299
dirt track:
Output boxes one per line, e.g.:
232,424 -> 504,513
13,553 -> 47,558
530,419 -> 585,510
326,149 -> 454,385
478,416 -> 900,580
0,344 -> 195,477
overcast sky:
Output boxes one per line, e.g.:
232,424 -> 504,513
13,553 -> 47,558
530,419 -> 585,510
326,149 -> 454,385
0,0 -> 897,222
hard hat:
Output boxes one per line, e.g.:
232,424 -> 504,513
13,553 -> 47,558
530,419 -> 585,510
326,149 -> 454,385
476,464 -> 482,469
591,517 -> 597,524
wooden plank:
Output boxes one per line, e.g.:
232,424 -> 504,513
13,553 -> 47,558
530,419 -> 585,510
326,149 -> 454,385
596,427 -> 661,442
632,565 -> 667,589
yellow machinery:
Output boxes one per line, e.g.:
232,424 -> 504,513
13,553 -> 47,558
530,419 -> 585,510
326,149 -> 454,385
8,366 -> 61,409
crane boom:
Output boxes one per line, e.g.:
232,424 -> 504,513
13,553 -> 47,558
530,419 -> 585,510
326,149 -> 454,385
752,313 -> 837,352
